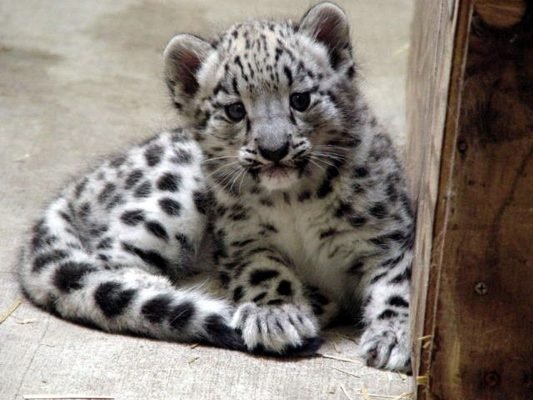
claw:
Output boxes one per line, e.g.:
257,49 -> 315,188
358,321 -> 411,373
232,302 -> 321,356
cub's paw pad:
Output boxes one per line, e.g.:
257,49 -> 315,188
358,322 -> 411,374
232,302 -> 322,356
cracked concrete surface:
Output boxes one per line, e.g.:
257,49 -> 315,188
0,1 -> 413,399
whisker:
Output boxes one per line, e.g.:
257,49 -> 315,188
237,168 -> 248,195
311,151 -> 347,161
314,143 -> 350,149
308,158 -> 326,173
204,161 -> 241,179
309,154 -> 338,169
209,167 -> 242,192
313,146 -> 350,157
218,167 -> 241,186
312,146 -> 349,156
218,165 -> 243,192
228,167 -> 244,194
202,155 -> 240,164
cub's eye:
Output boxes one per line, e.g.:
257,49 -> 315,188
289,92 -> 311,112
224,102 -> 246,122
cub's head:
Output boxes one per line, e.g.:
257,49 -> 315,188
164,2 -> 360,193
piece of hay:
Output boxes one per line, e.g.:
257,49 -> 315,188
331,333 -> 359,345
417,335 -> 433,349
394,393 -> 414,400
330,367 -> 361,379
327,384 -> 337,395
0,299 -> 22,325
23,396 -> 114,400
393,43 -> 410,56
332,341 -> 341,353
361,393 -> 413,399
340,385 -> 354,400
187,356 -> 200,365
416,375 -> 429,386
361,386 -> 371,400
14,317 -> 38,325
319,353 -> 360,364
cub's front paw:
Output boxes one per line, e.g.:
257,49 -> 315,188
231,302 -> 322,356
358,320 -> 412,373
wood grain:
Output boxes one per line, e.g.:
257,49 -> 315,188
408,1 -> 533,398
428,7 -> 533,398
405,0 -> 473,389
475,0 -> 527,29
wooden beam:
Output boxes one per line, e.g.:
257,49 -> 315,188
405,0 -> 474,387
408,1 -> 533,398
475,0 -> 527,29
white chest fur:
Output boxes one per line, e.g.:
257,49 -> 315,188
257,196 -> 359,300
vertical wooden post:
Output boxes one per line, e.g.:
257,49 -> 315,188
407,0 -> 533,398
406,0 -> 474,386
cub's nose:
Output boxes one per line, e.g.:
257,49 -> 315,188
258,141 -> 289,162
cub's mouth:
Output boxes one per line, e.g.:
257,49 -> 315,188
252,163 -> 300,191
261,164 -> 293,179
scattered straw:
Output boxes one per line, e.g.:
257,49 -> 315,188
358,388 -> 414,399
340,385 -> 354,400
0,299 -> 22,325
318,353 -> 360,364
23,396 -> 114,400
395,393 -> 414,400
188,356 -> 200,365
360,393 -> 413,399
416,375 -> 428,386
361,386 -> 371,400
189,343 -> 200,349
396,372 -> 407,382
15,153 -> 31,162
14,317 -> 37,325
334,333 -> 359,345
330,366 -> 360,379
332,341 -> 341,353
417,335 -> 433,349
393,43 -> 410,56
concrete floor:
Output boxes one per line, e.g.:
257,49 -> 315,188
0,1 -> 413,399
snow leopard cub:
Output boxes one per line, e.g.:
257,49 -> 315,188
18,2 -> 413,373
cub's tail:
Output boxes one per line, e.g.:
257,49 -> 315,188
18,200 -> 244,351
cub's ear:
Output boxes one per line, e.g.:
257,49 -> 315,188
299,2 -> 351,69
164,34 -> 212,103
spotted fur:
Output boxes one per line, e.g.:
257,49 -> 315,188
18,2 -> 413,372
